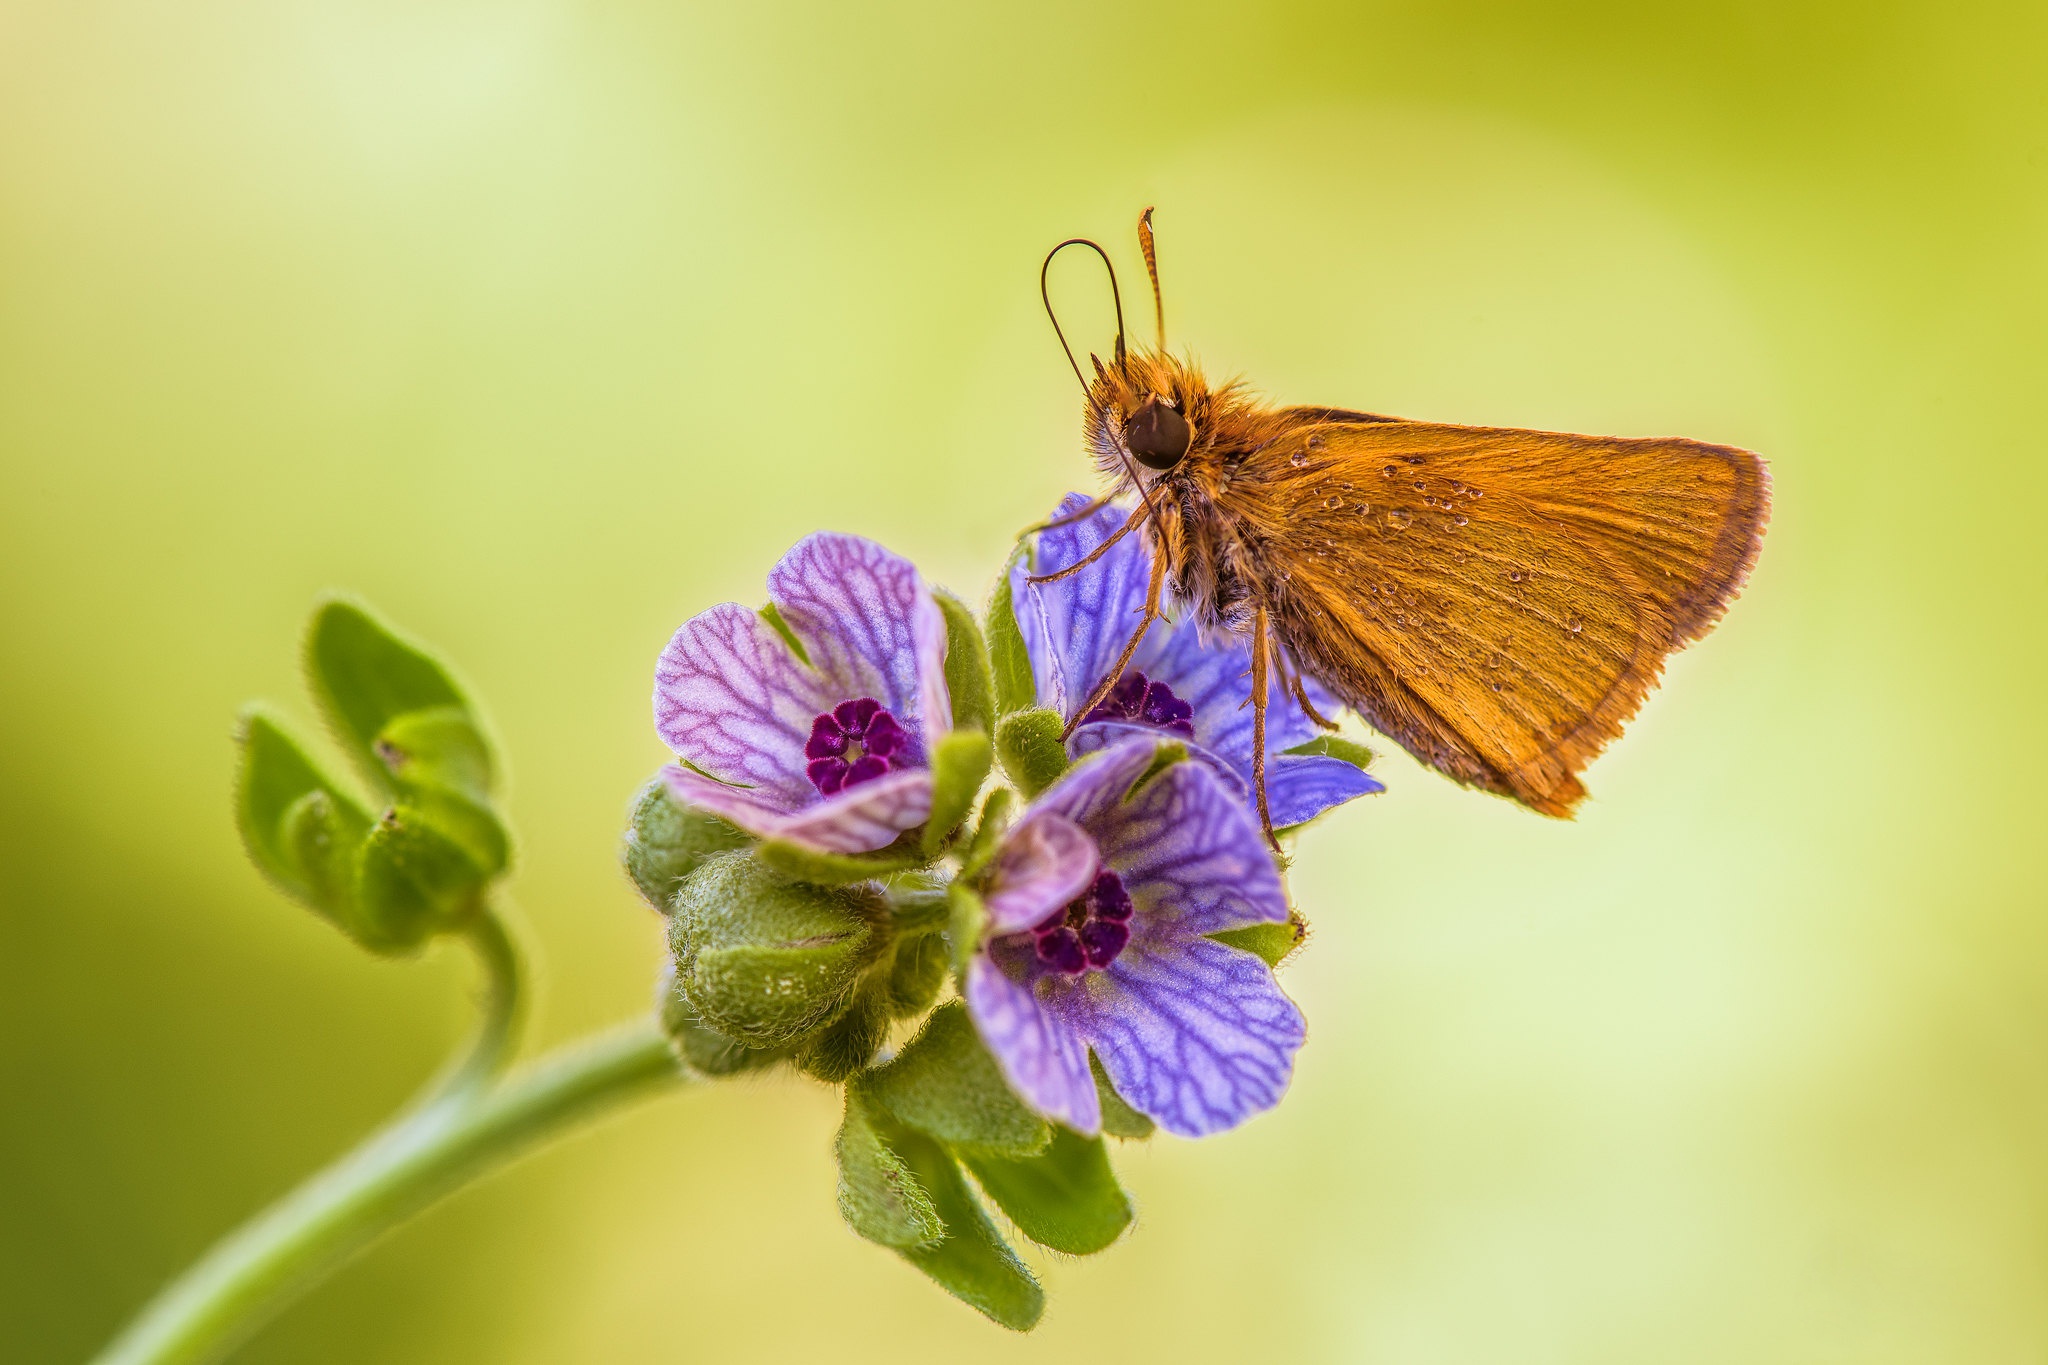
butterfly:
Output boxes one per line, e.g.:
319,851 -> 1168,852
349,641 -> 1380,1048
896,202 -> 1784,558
1035,210 -> 1770,842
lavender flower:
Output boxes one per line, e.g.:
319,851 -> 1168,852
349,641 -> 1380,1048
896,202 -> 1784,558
1011,495 -> 1383,829
654,533 -> 951,855
964,740 -> 1306,1138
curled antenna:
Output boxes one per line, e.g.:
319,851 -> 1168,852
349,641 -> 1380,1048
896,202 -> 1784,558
1137,208 -> 1164,350
1040,237 -> 1127,395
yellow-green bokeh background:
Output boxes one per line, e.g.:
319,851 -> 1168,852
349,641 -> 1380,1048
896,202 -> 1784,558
6,1 -> 2047,1360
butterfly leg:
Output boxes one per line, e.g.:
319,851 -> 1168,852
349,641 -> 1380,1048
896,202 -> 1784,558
1251,607 -> 1279,852
1027,499 -> 1155,585
1273,631 -> 1339,732
1058,542 -> 1166,742
1018,491 -> 1119,540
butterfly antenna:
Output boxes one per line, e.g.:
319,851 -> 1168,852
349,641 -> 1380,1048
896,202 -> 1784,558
1137,208 -> 1164,350
1041,237 -> 1128,394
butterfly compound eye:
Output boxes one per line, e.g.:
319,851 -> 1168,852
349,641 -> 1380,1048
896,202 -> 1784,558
1125,396 -> 1192,470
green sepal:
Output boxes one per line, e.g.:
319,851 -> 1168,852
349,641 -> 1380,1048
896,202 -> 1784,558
994,708 -> 1068,799
1283,733 -> 1378,771
623,777 -> 753,913
886,932 -> 949,1018
656,963 -> 787,1076
798,988 -> 894,1082
1128,739 -> 1187,795
946,883 -> 989,988
889,1121 -> 1044,1330
935,588 -> 995,739
755,837 -> 928,887
354,807 -> 489,949
234,706 -> 374,923
864,1001 -> 1050,1156
921,728 -> 992,858
985,550 -> 1037,717
667,852 -> 878,1048
757,602 -> 811,666
957,788 -> 1014,881
959,1126 -> 1133,1255
1091,1054 -> 1156,1140
1209,912 -> 1307,968
837,1086 -> 944,1248
304,599 -> 485,795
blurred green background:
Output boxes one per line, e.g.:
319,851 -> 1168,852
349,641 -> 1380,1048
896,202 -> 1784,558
5,0 -> 2046,1360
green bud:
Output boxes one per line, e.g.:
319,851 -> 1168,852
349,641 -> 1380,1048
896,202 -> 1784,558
304,599 -> 491,795
984,549 -> 1037,718
958,1126 -> 1132,1255
863,1001 -> 1049,1156
994,708 -> 1068,799
354,806 -> 491,949
667,852 -> 880,1048
921,728 -> 992,858
623,777 -> 753,913
884,931 -> 948,1018
656,961 -> 787,1076
235,707 -> 372,919
797,988 -> 893,1083
934,588 -> 995,739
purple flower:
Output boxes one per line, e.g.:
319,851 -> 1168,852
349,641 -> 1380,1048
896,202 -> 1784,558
654,533 -> 951,855
1011,495 -> 1383,829
964,741 -> 1306,1138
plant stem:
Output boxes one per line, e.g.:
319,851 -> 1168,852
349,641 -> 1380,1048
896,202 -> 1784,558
91,926 -> 685,1365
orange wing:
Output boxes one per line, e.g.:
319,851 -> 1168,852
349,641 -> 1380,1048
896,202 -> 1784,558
1227,418 -> 1769,814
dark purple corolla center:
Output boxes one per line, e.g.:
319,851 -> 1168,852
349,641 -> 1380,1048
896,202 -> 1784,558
804,697 -> 910,796
1082,670 -> 1195,738
1027,868 -> 1135,975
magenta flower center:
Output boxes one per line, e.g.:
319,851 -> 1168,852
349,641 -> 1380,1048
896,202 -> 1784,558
805,697 -> 909,796
1082,670 -> 1195,738
1028,868 -> 1135,975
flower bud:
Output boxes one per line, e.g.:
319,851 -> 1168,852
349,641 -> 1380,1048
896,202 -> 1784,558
623,777 -> 753,913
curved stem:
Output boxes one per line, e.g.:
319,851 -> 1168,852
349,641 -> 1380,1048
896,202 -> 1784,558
436,905 -> 526,1099
92,1022 -> 686,1365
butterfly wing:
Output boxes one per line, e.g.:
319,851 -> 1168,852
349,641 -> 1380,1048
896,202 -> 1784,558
1225,418 -> 1769,814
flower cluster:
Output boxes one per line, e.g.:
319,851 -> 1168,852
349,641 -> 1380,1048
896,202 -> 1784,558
630,495 -> 1381,1328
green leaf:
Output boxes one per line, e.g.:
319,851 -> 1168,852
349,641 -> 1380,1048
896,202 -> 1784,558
304,599 -> 484,794
885,931 -> 949,1018
890,1121 -> 1044,1330
234,706 -> 372,917
921,728 -> 992,858
399,784 -> 510,880
755,837 -> 929,886
837,1086 -> 944,1248
797,989 -> 893,1082
668,852 -> 878,1047
864,1001 -> 1049,1156
623,777 -> 754,913
935,588 -> 995,739
960,1127 -> 1132,1255
994,708 -> 1068,799
372,705 -> 493,802
946,883 -> 989,989
1091,1054 -> 1155,1140
956,788 -> 1014,881
1282,733 -> 1377,770
984,552 -> 1037,717
1209,912 -> 1307,969
353,807 -> 489,950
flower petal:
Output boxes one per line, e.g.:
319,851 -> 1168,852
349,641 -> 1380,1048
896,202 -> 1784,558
654,602 -> 830,806
1265,755 -> 1385,828
767,533 -> 951,760
964,951 -> 1101,1134
1011,495 -> 1164,722
1136,614 -> 1329,761
1089,757 -> 1290,938
981,810 -> 1100,936
662,764 -> 931,855
1075,936 -> 1306,1138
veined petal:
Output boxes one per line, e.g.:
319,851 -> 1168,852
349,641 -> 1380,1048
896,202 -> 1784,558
1266,755 -> 1385,829
964,951 -> 1101,1135
662,764 -> 931,855
1011,495 -> 1163,722
1075,936 -> 1305,1138
654,602 -> 830,805
981,811 -> 1099,936
1137,615 -> 1330,760
1090,758 -> 1290,938
768,534 -> 951,760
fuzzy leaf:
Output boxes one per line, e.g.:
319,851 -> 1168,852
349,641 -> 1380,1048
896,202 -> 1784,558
994,708 -> 1068,799
373,705 -> 493,802
890,1122 -> 1044,1330
864,1001 -> 1050,1156
798,989 -> 893,1082
935,588 -> 995,739
354,808 -> 488,949
921,729 -> 992,858
234,707 -> 373,921
837,1087 -> 944,1248
985,553 -> 1036,717
305,599 -> 484,794
886,932 -> 949,1018
946,882 -> 989,990
624,778 -> 754,913
960,1127 -> 1132,1255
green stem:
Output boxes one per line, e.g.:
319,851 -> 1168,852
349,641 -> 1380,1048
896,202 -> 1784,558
435,906 -> 526,1098
92,1002 -> 685,1365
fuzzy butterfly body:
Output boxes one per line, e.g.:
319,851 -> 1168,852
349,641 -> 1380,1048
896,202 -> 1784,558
1047,213 -> 1770,832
